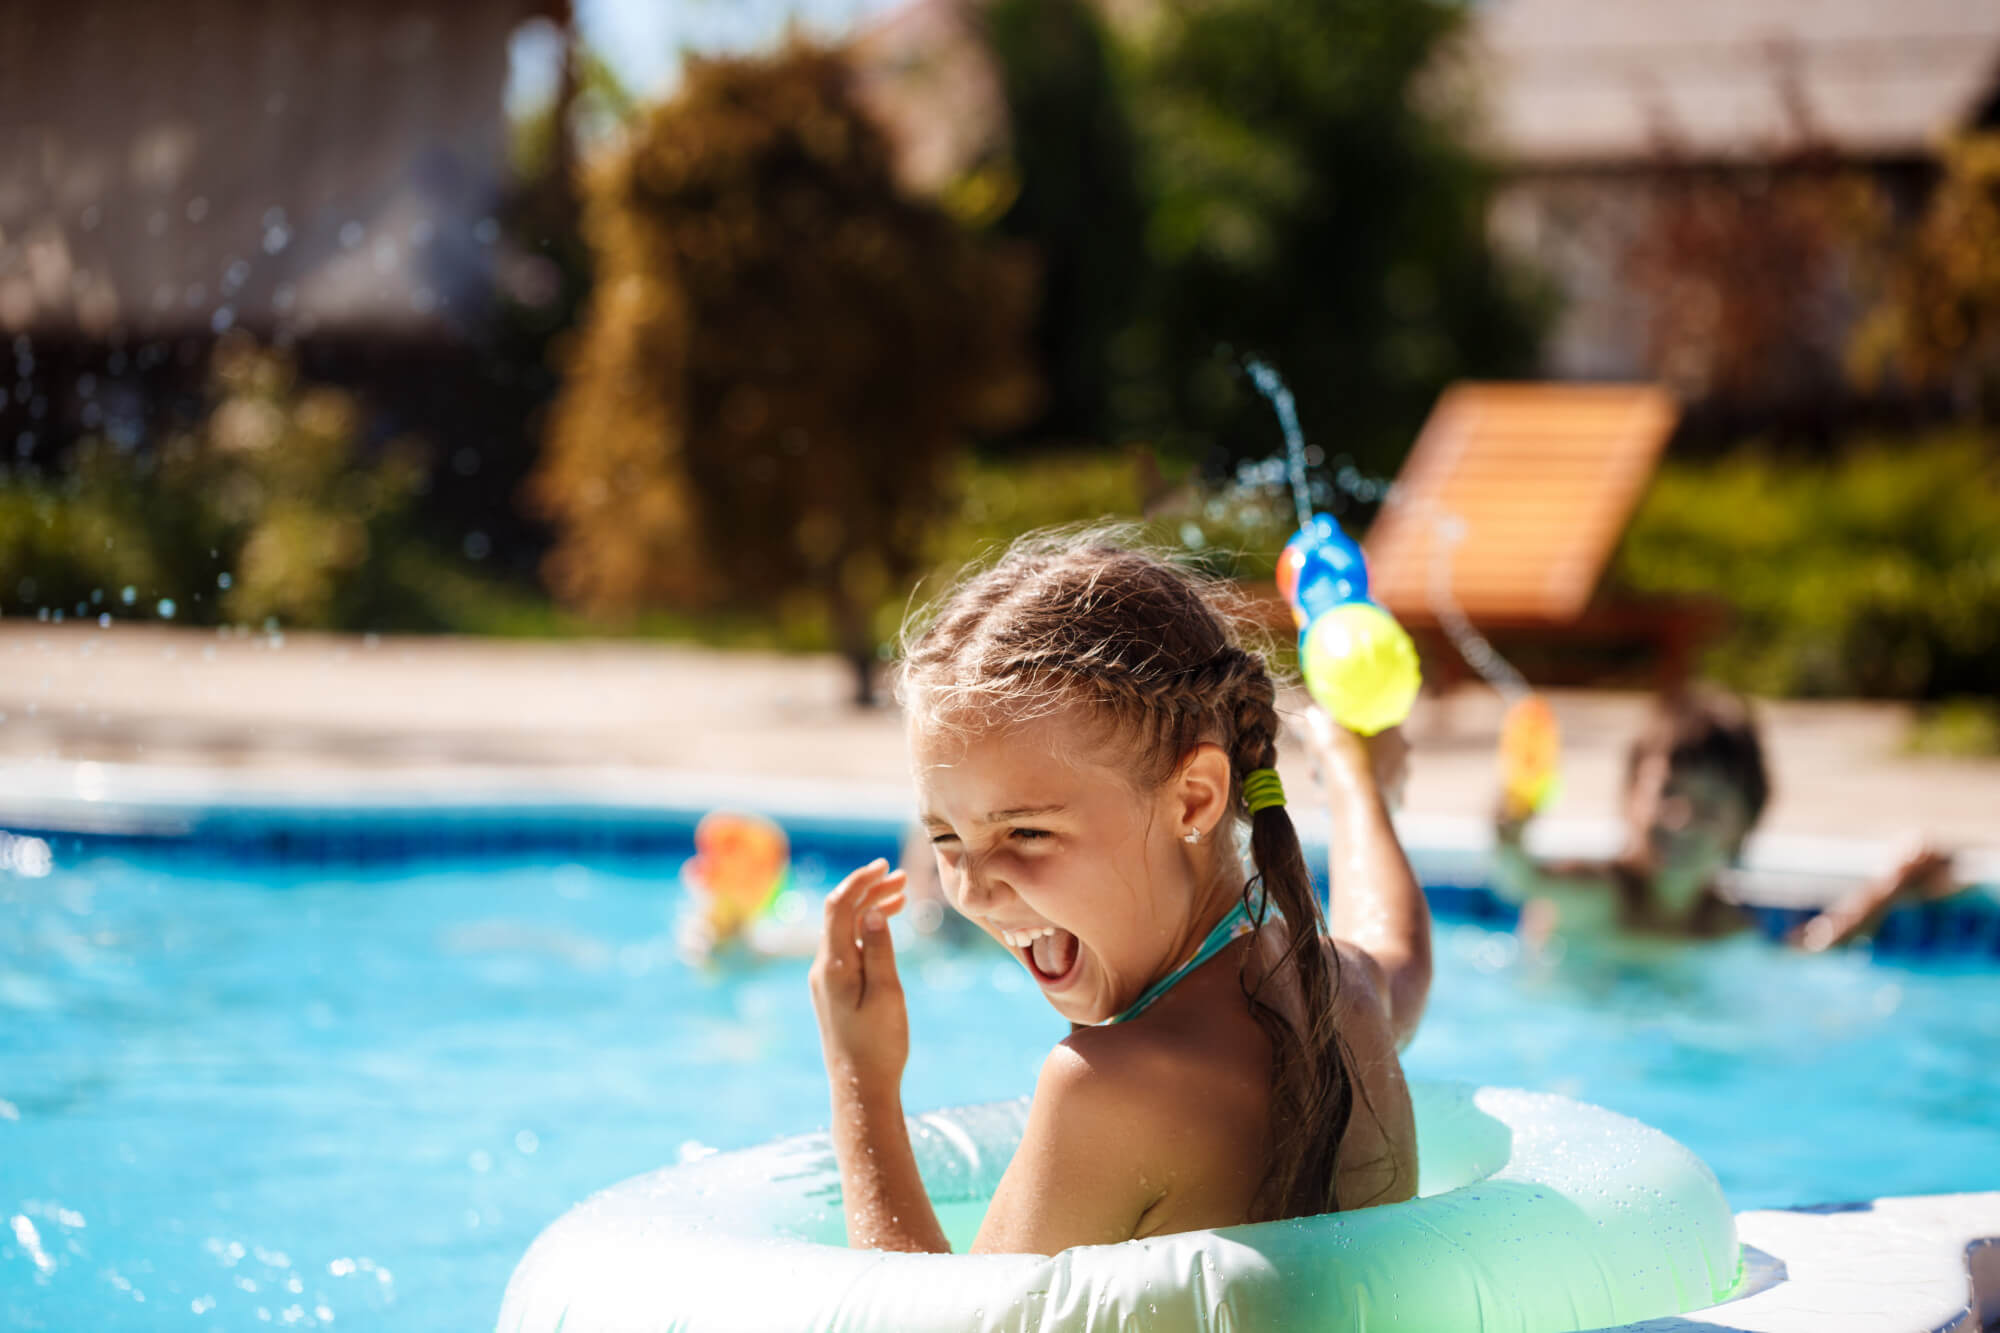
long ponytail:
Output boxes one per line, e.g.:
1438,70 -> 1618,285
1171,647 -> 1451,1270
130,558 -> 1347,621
1228,669 -> 1358,1218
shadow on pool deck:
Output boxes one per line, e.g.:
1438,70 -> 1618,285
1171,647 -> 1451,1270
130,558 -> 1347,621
1,623 -> 1996,858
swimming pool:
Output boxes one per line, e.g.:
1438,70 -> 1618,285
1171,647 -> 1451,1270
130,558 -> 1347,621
3,806 -> 1997,1330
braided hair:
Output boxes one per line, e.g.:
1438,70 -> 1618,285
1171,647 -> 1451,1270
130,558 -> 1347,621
899,528 -> 1358,1218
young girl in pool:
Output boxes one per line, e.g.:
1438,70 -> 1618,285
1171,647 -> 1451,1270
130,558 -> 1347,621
809,532 -> 1433,1254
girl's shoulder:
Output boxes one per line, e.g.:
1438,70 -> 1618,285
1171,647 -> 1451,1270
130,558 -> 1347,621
973,1017 -> 1268,1250
1056,1009 -> 1267,1133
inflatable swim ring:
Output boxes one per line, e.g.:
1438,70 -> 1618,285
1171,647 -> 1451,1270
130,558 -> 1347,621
498,1081 -> 1738,1332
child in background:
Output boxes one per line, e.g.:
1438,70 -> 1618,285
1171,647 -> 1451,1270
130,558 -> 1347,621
1493,687 -> 1961,947
809,532 -> 1433,1254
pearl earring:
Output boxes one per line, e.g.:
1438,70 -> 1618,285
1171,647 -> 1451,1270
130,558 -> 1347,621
1183,828 -> 1202,844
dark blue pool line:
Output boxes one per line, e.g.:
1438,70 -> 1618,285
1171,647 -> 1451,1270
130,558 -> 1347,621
6,805 -> 1998,962
3,805 -> 904,876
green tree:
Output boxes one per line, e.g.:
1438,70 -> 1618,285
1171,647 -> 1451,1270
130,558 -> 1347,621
1118,0 -> 1544,474
531,45 -> 1040,702
982,0 -> 1148,446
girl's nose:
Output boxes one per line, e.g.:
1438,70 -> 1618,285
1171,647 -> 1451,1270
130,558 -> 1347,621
955,853 -> 1006,913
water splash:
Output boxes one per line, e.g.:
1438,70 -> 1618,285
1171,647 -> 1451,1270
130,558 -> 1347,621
1244,359 -> 1313,532
1241,358 -> 1526,698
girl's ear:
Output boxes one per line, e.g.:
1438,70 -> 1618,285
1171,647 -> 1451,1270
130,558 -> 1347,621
1174,743 -> 1234,840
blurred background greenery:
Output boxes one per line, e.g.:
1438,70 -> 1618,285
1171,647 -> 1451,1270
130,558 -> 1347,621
3,0 -> 1996,731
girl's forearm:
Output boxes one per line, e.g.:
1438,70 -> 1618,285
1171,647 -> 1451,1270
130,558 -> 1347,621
1324,763 -> 1432,1047
829,1072 -> 950,1252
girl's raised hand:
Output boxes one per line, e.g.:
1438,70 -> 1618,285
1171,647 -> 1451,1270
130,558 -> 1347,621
809,858 -> 910,1091
1301,705 -> 1410,811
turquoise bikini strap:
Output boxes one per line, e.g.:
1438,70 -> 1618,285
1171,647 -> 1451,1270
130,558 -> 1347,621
1105,896 -> 1264,1026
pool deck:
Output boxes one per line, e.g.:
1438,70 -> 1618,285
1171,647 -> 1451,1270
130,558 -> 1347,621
1,621 -> 1995,875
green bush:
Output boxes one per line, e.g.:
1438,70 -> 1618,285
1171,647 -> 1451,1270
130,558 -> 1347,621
1613,434 -> 2000,699
0,335 -> 433,630
1905,698 -> 2000,757
0,475 -> 167,621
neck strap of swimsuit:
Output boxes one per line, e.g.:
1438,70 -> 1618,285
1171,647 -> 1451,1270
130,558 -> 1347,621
1104,891 -> 1269,1026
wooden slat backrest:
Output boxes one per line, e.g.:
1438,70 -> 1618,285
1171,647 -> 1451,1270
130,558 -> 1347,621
1362,383 -> 1678,624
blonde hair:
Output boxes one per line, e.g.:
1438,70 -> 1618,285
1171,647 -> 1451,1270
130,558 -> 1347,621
898,527 -> 1358,1219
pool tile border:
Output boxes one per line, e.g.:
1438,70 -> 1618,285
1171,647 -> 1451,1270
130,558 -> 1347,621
2,759 -> 1997,959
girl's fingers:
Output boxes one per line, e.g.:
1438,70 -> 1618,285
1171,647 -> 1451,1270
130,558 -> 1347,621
830,858 -> 892,906
851,875 -> 907,938
815,864 -> 908,1007
858,897 -> 903,996
860,871 -> 906,907
823,858 -> 891,954
857,892 -> 907,938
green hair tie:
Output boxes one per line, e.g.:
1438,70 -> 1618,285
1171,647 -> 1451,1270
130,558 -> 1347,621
1242,768 -> 1286,815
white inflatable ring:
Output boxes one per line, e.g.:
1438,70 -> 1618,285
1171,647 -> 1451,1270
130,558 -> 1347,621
497,1081 -> 1739,1332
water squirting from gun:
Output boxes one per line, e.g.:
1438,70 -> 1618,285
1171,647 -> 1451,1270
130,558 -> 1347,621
1244,359 -> 1560,815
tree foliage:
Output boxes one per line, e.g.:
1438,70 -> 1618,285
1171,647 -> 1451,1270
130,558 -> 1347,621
1615,434 -> 2000,700
982,0 -> 1148,446
0,335 -> 427,629
1850,133 -> 2000,421
531,45 -> 1039,698
1107,0 -> 1545,474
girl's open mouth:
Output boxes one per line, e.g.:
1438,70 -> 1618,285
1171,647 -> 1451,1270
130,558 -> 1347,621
1025,928 -> 1080,986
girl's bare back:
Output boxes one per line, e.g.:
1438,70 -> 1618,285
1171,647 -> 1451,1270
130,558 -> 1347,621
994,928 -> 1416,1248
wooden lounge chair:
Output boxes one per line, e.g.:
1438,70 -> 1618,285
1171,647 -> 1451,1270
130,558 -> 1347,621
1361,382 -> 1716,692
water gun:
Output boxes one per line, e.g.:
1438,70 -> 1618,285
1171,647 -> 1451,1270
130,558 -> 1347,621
682,811 -> 791,939
1278,514 -> 1422,736
1498,693 -> 1563,820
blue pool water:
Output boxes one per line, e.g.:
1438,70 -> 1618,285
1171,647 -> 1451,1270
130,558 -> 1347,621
3,815 -> 1997,1330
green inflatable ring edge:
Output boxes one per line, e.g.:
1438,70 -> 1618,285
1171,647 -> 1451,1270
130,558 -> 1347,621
496,1081 -> 1739,1333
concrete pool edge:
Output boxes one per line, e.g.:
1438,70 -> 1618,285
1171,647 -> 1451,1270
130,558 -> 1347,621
1590,1192 -> 2000,1333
